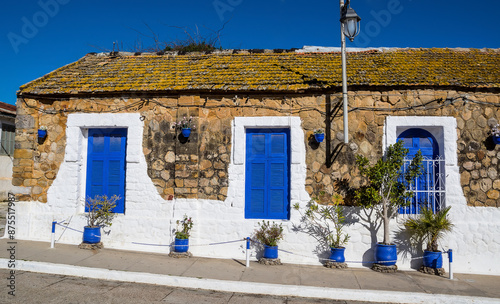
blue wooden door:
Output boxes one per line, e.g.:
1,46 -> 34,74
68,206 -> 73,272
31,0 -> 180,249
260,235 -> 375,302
245,128 -> 290,219
86,128 -> 127,213
398,128 -> 439,214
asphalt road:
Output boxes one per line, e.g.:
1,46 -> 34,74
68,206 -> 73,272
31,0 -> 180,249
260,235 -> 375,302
1,270 -> 382,304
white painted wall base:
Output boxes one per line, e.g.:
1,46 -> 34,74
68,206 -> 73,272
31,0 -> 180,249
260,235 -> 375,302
4,114 -> 500,275
0,155 -> 13,201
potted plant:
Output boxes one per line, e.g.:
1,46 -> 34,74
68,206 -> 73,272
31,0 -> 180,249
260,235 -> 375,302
254,221 -> 284,259
490,123 -> 500,145
83,195 -> 119,244
38,126 -> 47,139
404,206 -> 453,270
314,128 -> 325,143
354,140 -> 423,266
173,116 -> 195,138
174,214 -> 193,252
294,194 -> 349,263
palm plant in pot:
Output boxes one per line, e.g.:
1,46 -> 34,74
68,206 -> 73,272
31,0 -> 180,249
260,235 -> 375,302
294,194 -> 350,264
354,140 -> 423,267
84,195 -> 119,244
174,214 -> 193,252
404,206 -> 453,271
254,221 -> 284,259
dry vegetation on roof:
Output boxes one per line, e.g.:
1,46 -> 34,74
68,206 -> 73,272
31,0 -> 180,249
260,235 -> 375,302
18,48 -> 500,96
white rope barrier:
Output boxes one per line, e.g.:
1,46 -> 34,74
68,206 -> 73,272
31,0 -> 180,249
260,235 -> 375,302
49,222 -> 452,276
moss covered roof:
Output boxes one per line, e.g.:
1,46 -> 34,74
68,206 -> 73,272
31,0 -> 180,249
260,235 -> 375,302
19,48 -> 500,96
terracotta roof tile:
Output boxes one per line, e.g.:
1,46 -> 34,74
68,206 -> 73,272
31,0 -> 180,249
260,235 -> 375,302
0,101 -> 16,115
18,48 -> 500,96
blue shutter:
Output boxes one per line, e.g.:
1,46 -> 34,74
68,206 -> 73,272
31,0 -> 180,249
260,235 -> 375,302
398,129 -> 439,214
245,128 -> 290,219
86,128 -> 127,213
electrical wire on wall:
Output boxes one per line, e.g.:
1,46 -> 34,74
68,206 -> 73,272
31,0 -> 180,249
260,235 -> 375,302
18,92 -> 500,119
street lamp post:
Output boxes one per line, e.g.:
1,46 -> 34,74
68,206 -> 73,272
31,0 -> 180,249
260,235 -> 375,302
339,0 -> 361,144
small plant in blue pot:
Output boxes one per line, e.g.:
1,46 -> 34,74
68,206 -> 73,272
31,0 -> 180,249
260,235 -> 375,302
254,221 -> 284,261
404,206 -> 453,275
314,128 -> 325,143
173,116 -> 195,139
174,214 -> 193,253
294,194 -> 350,267
490,123 -> 500,145
38,126 -> 47,139
354,141 -> 424,269
83,195 -> 118,245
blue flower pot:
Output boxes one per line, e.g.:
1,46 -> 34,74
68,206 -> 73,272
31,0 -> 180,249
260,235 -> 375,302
181,128 -> 191,138
174,238 -> 189,252
38,129 -> 47,139
83,226 -> 101,244
493,136 -> 500,145
374,243 -> 397,266
329,247 -> 346,263
423,250 -> 443,268
314,133 -> 325,143
263,245 -> 278,259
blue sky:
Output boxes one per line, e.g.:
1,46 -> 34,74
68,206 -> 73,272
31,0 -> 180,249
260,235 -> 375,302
1,0 -> 499,106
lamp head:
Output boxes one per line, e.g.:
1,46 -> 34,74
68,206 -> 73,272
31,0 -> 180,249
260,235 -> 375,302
340,6 -> 361,42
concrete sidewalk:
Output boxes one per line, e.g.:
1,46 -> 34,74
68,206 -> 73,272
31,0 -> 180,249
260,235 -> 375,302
1,239 -> 499,304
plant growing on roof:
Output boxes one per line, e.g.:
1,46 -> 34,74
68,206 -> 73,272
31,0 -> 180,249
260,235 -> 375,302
404,206 -> 453,253
85,195 -> 119,228
175,214 -> 193,239
354,140 -> 424,246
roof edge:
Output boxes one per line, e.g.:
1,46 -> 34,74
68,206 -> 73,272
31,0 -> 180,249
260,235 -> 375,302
17,55 -> 90,96
84,46 -> 500,58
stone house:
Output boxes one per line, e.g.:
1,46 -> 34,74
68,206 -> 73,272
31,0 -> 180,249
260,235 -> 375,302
11,47 -> 500,275
0,101 -> 16,201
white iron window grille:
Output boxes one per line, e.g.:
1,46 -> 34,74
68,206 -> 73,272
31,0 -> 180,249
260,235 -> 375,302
399,156 -> 446,215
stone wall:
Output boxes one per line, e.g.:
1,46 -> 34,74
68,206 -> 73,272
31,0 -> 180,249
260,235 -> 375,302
13,88 -> 500,207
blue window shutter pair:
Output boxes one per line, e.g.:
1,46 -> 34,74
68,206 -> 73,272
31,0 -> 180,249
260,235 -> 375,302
86,128 -> 127,213
245,128 -> 290,219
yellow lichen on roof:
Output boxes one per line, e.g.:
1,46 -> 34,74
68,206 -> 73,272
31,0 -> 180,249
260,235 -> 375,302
18,48 -> 500,96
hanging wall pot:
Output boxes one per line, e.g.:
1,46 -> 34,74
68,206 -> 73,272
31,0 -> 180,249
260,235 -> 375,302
181,128 -> 191,138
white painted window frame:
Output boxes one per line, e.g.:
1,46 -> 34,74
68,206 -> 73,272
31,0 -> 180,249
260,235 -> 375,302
384,116 -> 460,211
65,113 -> 142,213
231,116 -> 307,220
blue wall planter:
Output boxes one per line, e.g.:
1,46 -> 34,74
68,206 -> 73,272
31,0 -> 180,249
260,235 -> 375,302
174,238 -> 189,252
38,129 -> 47,139
375,243 -> 397,266
263,245 -> 278,259
83,226 -> 101,244
314,133 -> 325,143
181,128 -> 191,138
423,250 -> 443,268
493,136 -> 500,145
329,247 -> 346,263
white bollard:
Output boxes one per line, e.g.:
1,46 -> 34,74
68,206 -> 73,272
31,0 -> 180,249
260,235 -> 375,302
246,237 -> 250,267
448,249 -> 453,280
50,220 -> 56,248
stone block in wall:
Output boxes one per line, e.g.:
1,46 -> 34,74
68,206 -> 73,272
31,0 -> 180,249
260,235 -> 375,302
14,149 -> 33,159
16,115 -> 34,129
